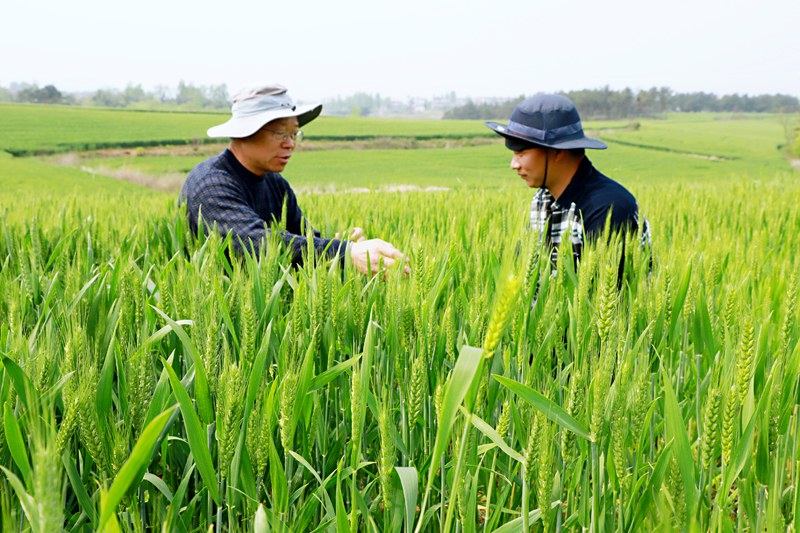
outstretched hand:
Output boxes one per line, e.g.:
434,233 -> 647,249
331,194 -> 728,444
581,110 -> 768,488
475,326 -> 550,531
349,238 -> 410,276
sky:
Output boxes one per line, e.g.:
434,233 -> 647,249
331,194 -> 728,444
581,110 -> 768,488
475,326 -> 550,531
2,0 -> 799,102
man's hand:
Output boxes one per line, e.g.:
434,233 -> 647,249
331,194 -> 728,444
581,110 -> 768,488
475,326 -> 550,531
349,239 -> 409,276
335,226 -> 366,242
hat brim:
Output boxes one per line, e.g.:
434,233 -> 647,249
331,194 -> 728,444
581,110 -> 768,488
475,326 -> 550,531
484,121 -> 607,150
208,103 -> 323,138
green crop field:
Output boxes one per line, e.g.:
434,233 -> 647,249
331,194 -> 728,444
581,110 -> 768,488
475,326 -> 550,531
0,104 -> 498,157
0,104 -> 799,532
0,104 -> 225,155
69,135 -> 791,194
601,113 -> 792,160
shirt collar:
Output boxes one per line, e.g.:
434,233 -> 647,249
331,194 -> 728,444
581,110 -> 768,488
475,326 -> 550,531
553,156 -> 593,208
224,148 -> 265,181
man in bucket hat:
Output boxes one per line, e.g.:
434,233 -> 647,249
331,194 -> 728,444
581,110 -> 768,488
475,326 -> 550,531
485,93 -> 649,270
181,83 -> 406,275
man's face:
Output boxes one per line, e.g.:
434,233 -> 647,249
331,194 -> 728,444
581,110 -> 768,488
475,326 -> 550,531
510,146 -> 548,188
247,117 -> 301,173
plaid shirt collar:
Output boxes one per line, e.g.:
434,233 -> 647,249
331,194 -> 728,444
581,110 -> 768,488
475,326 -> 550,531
529,156 -> 651,273
528,159 -> 597,272
530,188 -> 583,241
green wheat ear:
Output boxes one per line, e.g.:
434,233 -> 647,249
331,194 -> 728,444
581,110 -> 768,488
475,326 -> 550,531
407,355 -> 425,429
377,400 -> 395,512
701,386 -> 722,471
735,314 -> 755,404
278,371 -> 298,453
536,419 -> 554,531
721,386 -> 738,469
217,362 -> 244,479
483,273 -> 521,357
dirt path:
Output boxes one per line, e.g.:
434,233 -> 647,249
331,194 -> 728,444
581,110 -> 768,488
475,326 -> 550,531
44,136 -> 499,163
295,184 -> 450,195
78,165 -> 186,192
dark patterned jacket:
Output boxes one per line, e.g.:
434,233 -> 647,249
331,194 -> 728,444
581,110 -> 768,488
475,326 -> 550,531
180,149 -> 347,266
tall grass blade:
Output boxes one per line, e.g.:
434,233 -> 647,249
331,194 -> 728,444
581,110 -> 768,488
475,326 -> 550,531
415,344 -> 483,533
269,435 -> 288,514
465,407 -> 524,463
495,375 -> 592,442
143,473 -> 174,502
0,466 -> 40,532
1,356 -> 37,412
492,507 -> 545,532
96,332 -> 117,417
162,358 -> 221,505
3,402 -> 32,488
335,460 -> 349,533
98,405 -> 176,529
661,368 -> 698,518
631,442 -> 673,530
143,351 -> 176,429
153,306 -> 214,424
395,466 -> 418,533
308,353 -> 362,392
62,452 -> 98,527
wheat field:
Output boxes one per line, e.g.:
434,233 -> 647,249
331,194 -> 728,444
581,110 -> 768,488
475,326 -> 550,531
0,107 -> 798,531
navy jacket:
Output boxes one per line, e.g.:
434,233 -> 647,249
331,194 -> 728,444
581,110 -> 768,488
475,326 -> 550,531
180,149 -> 347,265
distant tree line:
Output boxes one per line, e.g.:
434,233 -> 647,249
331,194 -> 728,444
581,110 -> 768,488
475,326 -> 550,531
443,86 -> 800,120
2,82 -> 798,122
0,82 -> 229,111
0,84 -> 68,104
323,92 -> 385,116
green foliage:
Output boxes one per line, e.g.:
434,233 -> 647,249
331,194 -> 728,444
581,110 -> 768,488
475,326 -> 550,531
55,113 -> 794,195
14,84 -> 65,105
444,86 -> 800,119
443,96 -> 525,120
0,103 -> 493,156
0,110 -> 798,531
793,125 -> 800,157
0,103 -> 226,156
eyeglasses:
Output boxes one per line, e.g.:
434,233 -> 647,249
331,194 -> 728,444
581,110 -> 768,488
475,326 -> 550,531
263,129 -> 303,143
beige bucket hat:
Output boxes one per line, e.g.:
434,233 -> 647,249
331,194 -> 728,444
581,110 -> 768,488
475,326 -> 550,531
207,83 -> 322,138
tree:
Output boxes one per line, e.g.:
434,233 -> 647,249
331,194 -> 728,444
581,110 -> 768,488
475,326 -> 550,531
206,84 -> 229,109
123,84 -> 147,106
91,89 -> 124,107
176,81 -> 205,107
17,84 -> 63,104
443,99 -> 479,119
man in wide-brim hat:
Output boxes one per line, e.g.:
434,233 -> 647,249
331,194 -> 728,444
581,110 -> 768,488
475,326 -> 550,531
485,93 -> 649,269
181,83 -> 406,274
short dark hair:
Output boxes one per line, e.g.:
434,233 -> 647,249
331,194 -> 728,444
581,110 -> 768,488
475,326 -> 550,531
504,136 -> 544,152
504,136 -> 586,158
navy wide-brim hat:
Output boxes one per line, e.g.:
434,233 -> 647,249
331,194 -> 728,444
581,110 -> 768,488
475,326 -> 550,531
485,93 -> 607,150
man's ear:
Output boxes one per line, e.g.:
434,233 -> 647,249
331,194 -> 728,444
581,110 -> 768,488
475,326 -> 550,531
552,149 -> 573,163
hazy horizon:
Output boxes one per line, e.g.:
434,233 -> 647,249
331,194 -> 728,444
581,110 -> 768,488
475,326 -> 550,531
4,80 -> 799,103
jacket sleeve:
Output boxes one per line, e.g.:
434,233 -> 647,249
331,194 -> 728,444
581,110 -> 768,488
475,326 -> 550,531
188,172 -> 347,265
583,198 -> 639,240
280,181 -> 348,266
